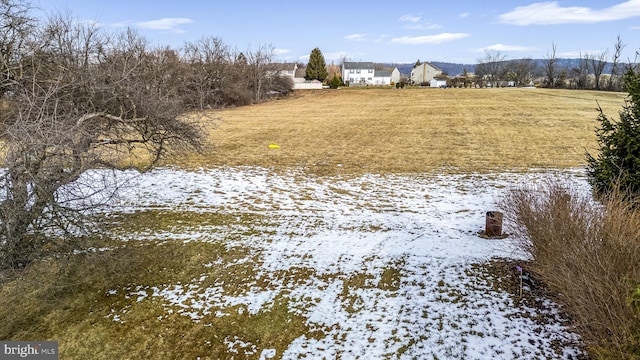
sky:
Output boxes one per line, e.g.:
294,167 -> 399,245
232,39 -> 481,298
35,0 -> 640,65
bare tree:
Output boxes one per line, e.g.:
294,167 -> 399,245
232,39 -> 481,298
0,13 -> 205,269
590,50 -> 608,90
181,40 -> 291,108
223,49 -> 255,106
543,42 -> 558,88
608,35 -> 625,91
505,58 -> 538,87
557,69 -> 568,88
182,36 -> 231,109
473,62 -> 488,88
245,44 -> 277,103
476,50 -> 506,87
570,52 -> 590,89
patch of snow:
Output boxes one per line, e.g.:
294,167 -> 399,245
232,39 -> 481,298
259,348 -> 277,359
103,166 -> 588,358
225,335 -> 257,355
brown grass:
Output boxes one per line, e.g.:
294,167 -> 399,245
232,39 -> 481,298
170,87 -> 626,174
0,231 -> 314,359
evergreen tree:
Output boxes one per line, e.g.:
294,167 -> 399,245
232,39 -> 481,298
586,66 -> 640,198
305,48 -> 328,82
328,74 -> 342,89
235,52 -> 247,64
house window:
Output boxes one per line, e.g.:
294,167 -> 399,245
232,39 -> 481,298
368,69 -> 373,73
350,69 -> 354,73
368,77 -> 372,81
356,70 -> 361,74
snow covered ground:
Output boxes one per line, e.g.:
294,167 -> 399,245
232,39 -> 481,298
105,167 -> 588,359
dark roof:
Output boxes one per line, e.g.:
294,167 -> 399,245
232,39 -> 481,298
272,63 -> 297,71
374,69 -> 392,77
343,62 -> 375,69
428,63 -> 442,71
424,62 -> 442,72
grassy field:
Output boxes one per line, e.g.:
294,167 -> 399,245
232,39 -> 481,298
0,87 -> 630,359
174,87 -> 626,174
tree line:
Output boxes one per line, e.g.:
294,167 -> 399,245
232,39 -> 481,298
471,37 -> 632,90
1,9 -> 294,110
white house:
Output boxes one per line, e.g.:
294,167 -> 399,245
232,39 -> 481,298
411,63 -> 443,85
273,63 -> 298,79
342,62 -> 394,86
373,69 -> 392,85
342,62 -> 375,86
391,68 -> 401,84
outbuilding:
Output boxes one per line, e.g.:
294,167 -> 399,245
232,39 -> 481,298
430,79 -> 448,88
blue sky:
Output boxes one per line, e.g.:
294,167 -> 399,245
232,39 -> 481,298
36,0 -> 640,65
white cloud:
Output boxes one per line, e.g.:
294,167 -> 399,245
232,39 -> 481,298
557,51 -> 586,58
479,43 -> 536,52
273,48 -> 290,56
404,23 -> 441,30
399,14 -> 421,23
560,50 -> 606,58
136,18 -> 194,33
458,12 -> 471,19
499,1 -> 640,26
344,33 -> 367,41
391,33 -> 469,44
399,14 -> 440,30
109,21 -> 131,28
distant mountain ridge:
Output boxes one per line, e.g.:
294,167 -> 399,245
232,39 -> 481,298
385,59 -> 629,77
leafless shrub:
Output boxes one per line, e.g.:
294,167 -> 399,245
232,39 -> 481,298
181,38 -> 292,108
502,181 -> 640,359
0,12 -> 205,269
